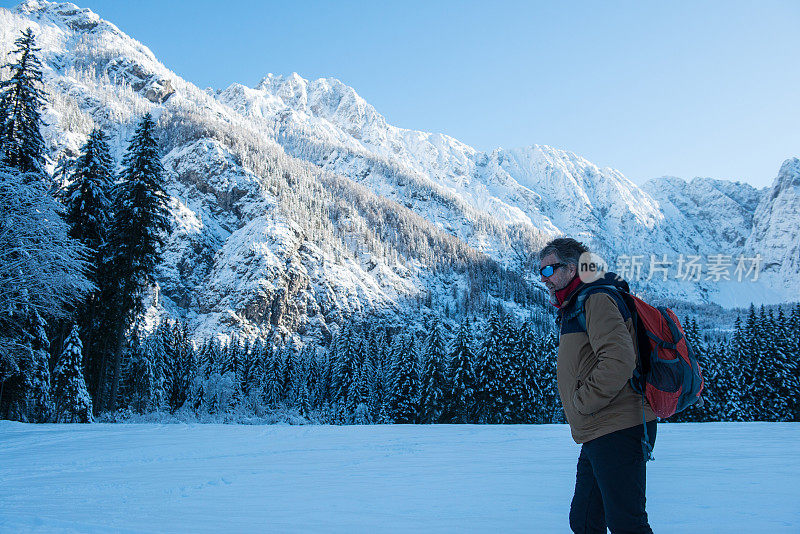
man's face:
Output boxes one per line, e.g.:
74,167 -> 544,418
540,252 -> 577,295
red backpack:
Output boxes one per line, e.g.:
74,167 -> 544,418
570,283 -> 705,419
568,281 -> 705,461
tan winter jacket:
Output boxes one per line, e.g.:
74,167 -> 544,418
556,290 -> 656,444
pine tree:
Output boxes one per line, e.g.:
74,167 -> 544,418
328,330 -> 343,401
389,334 -> 419,424
361,332 -> 382,419
332,326 -> 358,416
318,348 -> 333,405
500,315 -> 523,422
771,308 -> 794,421
239,340 -> 259,399
105,113 -> 171,411
354,337 -> 371,410
723,314 -> 747,421
148,328 -> 168,410
474,312 -> 506,423
257,343 -> 272,405
159,321 -> 177,410
0,29 -> 47,174
696,341 -> 722,421
419,316 -> 448,423
218,339 -> 235,377
52,325 -> 93,423
303,344 -> 321,407
201,339 -> 222,379
448,318 -> 476,423
62,128 -> 115,261
27,310 -> 52,422
537,331 -> 560,424
282,340 -> 299,404
516,319 -> 539,424
299,379 -> 312,420
353,401 -> 371,425
264,348 -> 283,406
122,336 -> 156,414
747,306 -> 772,420
791,304 -> 800,421
370,329 -> 389,421
165,321 -> 194,411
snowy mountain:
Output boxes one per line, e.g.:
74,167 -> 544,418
218,75 -> 673,255
217,74 -> 540,263
641,175 -> 762,252
2,0 -> 797,343
217,70 -> 797,304
744,158 -> 800,291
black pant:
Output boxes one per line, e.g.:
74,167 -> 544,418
569,421 -> 657,534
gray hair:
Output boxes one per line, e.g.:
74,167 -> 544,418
538,237 -> 589,267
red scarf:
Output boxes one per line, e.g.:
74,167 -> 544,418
551,275 -> 582,308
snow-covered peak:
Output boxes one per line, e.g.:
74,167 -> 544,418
496,143 -> 659,220
477,143 -> 665,256
253,73 -> 376,126
642,175 -> 762,251
224,72 -> 478,163
5,0 -> 208,112
255,73 -> 311,110
771,157 -> 800,197
745,158 -> 800,294
15,0 -> 105,33
645,175 -> 762,210
9,0 -> 153,64
238,72 -> 395,148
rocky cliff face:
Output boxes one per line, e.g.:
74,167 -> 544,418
745,158 -> 800,289
642,176 -> 763,253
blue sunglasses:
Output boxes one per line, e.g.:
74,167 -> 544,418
539,263 -> 565,278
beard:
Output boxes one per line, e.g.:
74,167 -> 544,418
546,283 -> 559,306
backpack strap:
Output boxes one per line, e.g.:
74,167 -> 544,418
563,284 -> 630,333
655,306 -> 683,349
564,283 -> 644,388
642,395 -> 654,462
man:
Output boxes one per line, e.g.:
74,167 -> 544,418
539,237 -> 656,534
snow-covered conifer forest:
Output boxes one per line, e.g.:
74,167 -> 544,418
0,1 -> 798,427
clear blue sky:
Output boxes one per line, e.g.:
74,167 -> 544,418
5,0 -> 799,187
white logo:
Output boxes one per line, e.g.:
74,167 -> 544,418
578,252 -> 608,283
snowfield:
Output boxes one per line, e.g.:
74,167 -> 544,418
0,422 -> 797,533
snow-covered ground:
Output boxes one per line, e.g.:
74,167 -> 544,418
0,422 -> 797,533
